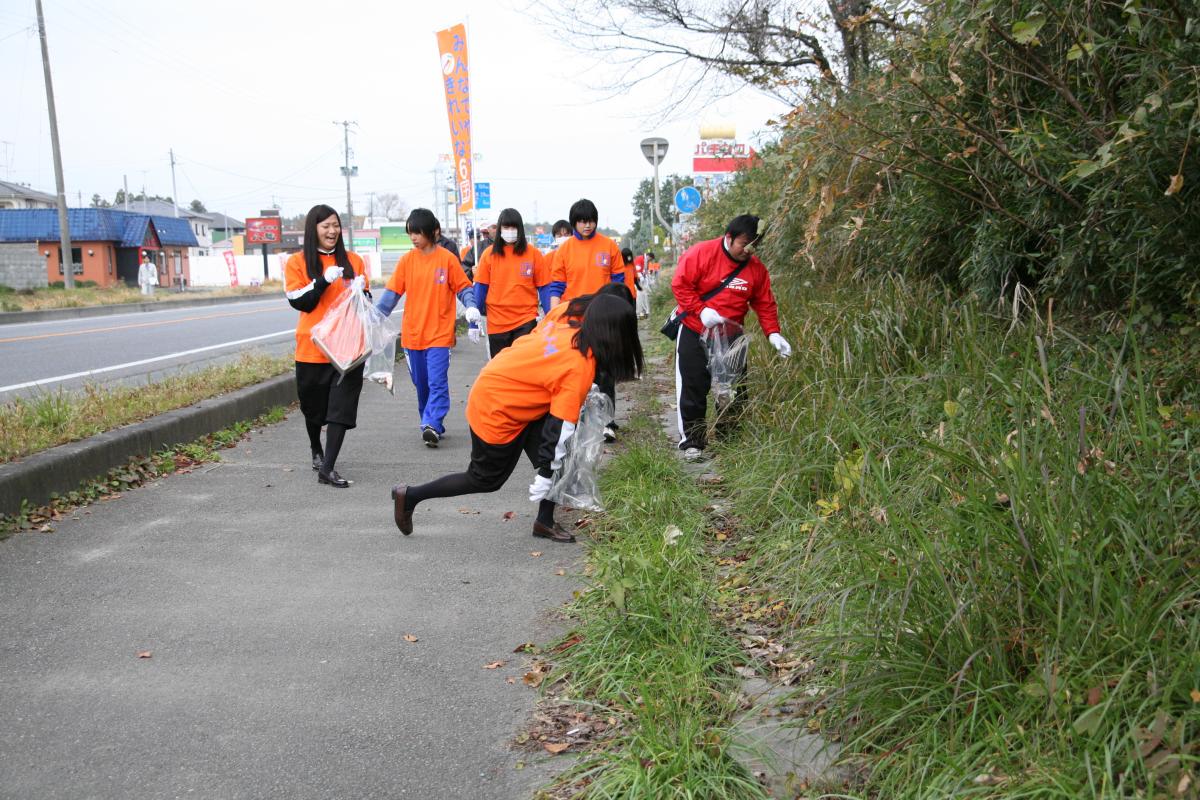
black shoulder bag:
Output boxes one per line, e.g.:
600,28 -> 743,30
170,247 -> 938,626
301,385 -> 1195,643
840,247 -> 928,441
660,261 -> 749,340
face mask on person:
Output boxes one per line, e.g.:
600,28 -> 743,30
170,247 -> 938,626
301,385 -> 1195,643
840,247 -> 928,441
554,236 -> 569,247
500,227 -> 519,244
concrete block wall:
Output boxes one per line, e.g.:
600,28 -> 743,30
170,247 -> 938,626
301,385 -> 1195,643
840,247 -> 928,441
0,244 -> 47,290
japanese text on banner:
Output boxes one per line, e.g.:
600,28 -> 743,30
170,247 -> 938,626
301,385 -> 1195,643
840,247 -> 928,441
436,24 -> 473,214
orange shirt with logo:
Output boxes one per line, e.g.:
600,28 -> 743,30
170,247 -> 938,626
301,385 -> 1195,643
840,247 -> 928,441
285,251 -> 368,364
384,246 -> 473,349
549,233 -> 624,302
465,316 -> 596,445
475,244 -> 549,334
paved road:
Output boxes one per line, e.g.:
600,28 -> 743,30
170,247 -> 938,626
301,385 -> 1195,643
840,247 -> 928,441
0,298 -> 298,403
0,335 -> 580,798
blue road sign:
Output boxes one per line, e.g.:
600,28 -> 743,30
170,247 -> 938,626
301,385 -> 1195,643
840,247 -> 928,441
674,185 -> 702,214
475,182 -> 491,210
535,233 -> 553,249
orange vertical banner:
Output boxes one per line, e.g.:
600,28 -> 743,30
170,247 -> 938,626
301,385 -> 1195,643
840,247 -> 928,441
436,23 -> 474,214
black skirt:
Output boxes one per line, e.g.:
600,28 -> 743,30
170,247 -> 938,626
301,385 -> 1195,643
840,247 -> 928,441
295,361 -> 365,429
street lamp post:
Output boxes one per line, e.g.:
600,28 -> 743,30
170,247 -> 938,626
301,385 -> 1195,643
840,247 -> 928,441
639,137 -> 672,264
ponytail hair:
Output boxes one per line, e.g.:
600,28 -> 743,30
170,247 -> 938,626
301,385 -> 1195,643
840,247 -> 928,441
573,294 -> 643,383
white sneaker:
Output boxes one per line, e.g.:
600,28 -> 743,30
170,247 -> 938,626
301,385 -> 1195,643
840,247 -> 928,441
683,447 -> 704,462
603,424 -> 617,443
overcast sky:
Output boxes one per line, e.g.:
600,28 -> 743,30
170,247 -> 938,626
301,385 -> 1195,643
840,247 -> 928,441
0,0 -> 788,232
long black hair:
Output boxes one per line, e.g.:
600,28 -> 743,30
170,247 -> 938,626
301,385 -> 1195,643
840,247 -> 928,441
573,294 -> 643,383
492,207 -> 528,257
302,205 -> 353,281
562,282 -> 635,321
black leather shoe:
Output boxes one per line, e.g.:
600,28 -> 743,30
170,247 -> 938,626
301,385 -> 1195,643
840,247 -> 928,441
318,469 -> 349,488
312,453 -> 323,471
391,484 -> 413,535
532,520 -> 576,543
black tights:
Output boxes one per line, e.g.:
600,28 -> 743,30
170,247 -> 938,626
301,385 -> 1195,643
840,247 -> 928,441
306,420 -> 323,456
320,423 -> 348,473
405,473 -> 556,526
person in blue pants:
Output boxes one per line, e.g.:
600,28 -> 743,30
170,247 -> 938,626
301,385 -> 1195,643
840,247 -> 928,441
376,208 -> 480,447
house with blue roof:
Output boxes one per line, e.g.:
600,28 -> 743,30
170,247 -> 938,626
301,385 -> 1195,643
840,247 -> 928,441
0,208 -> 199,289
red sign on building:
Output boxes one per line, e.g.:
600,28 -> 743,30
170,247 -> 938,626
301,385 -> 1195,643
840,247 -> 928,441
245,217 -> 283,245
692,141 -> 758,173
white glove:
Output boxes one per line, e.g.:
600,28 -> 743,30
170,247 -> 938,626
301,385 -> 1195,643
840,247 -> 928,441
769,332 -> 792,358
350,275 -> 365,292
323,265 -> 342,283
464,306 -> 482,324
699,307 -> 726,328
529,473 -> 553,503
468,326 -> 482,344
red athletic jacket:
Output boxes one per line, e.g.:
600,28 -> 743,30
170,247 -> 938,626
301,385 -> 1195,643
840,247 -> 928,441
671,237 -> 780,336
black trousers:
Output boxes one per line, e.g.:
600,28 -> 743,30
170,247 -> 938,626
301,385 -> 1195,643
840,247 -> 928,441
674,325 -> 747,450
487,318 -> 537,358
407,416 -> 547,504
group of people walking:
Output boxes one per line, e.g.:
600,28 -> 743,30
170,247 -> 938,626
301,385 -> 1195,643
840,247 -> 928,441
283,200 -> 788,544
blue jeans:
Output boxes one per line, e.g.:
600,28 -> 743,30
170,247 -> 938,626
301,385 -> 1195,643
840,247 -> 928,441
404,347 -> 451,433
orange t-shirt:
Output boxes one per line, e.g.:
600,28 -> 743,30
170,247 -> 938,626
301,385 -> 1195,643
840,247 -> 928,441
465,315 -> 596,445
475,244 -> 549,334
624,264 -> 638,299
384,246 -> 473,349
285,251 -> 367,364
549,233 -> 624,302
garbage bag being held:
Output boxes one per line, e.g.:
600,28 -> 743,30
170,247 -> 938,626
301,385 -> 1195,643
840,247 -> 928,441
703,320 -> 748,407
546,386 -> 614,512
365,308 -> 401,393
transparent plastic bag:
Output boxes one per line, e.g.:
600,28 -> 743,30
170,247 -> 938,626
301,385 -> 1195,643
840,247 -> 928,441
546,387 -> 614,512
311,284 -> 401,384
310,287 -> 370,375
365,309 -> 401,393
702,320 -> 748,407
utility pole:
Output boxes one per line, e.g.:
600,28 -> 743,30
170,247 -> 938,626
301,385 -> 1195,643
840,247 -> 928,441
169,148 -> 179,217
123,174 -> 129,211
35,0 -> 74,288
335,120 -> 357,252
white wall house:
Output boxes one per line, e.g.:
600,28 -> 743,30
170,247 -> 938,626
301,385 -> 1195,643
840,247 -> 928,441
0,180 -> 56,210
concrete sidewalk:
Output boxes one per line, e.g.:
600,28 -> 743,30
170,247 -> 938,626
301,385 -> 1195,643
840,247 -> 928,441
0,337 -> 580,799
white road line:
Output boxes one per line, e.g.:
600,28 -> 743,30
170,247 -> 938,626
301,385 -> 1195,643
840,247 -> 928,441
0,329 -> 294,394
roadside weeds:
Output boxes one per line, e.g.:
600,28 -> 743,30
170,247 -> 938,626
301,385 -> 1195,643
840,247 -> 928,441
0,352 -> 291,463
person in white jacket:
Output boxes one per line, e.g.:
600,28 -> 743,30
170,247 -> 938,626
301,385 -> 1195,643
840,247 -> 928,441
137,254 -> 158,296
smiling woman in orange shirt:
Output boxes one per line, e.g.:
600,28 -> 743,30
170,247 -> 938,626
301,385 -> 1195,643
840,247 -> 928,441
473,207 -> 552,357
390,294 -> 643,544
284,204 -> 369,488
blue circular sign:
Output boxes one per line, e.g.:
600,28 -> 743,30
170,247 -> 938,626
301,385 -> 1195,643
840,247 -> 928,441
674,186 -> 702,214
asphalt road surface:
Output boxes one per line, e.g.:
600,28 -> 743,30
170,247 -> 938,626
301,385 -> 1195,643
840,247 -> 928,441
0,298 -> 301,403
0,335 -> 578,798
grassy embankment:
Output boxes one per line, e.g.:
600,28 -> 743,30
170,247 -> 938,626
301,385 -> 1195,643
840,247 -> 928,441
539,276 -> 1198,797
0,352 -> 292,463
0,280 -> 284,312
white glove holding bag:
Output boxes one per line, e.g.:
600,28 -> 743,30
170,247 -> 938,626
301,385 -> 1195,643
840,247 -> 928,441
699,307 -> 726,328
468,326 -> 482,344
464,307 -> 482,324
350,275 -> 365,292
529,473 -> 553,503
768,332 -> 792,358
323,265 -> 342,283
